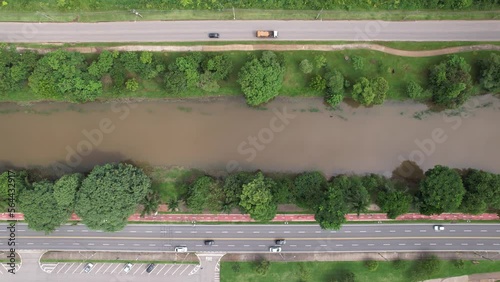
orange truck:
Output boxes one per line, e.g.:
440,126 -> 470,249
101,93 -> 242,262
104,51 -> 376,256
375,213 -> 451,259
256,30 -> 278,38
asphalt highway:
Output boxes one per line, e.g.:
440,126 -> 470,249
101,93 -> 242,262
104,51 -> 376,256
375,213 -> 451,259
1,223 -> 499,253
0,20 -> 499,43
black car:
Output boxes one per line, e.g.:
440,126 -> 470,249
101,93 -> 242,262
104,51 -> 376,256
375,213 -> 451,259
275,239 -> 286,245
146,263 -> 155,273
204,240 -> 215,246
208,33 -> 220,38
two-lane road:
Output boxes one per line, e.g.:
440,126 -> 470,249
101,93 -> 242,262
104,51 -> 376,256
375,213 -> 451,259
1,223 -> 499,253
0,21 -> 499,43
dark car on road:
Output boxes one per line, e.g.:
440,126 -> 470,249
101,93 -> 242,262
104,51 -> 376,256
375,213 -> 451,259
208,33 -> 220,38
204,240 -> 215,246
275,239 -> 286,245
146,263 -> 155,273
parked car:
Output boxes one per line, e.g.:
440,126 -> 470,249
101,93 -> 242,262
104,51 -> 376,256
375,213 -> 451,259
175,246 -> 188,252
269,246 -> 282,253
83,262 -> 94,273
208,33 -> 220,38
433,225 -> 445,231
146,263 -> 155,273
123,262 -> 132,273
275,239 -> 286,245
204,240 -> 215,246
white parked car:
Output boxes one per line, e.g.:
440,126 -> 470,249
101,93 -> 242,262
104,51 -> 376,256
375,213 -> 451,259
269,246 -> 282,253
175,246 -> 188,252
83,263 -> 94,273
433,225 -> 445,231
123,262 -> 132,273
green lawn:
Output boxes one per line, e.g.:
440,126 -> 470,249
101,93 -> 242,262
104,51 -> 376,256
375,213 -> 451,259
149,167 -> 203,203
2,49 -> 497,104
221,260 -> 500,282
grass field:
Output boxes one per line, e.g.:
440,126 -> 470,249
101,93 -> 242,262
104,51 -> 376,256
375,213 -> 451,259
2,49 -> 496,104
221,260 -> 500,282
0,9 -> 499,22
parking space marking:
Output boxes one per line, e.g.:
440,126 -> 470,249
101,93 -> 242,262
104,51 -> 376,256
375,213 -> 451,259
156,264 -> 167,275
171,265 -> 183,275
95,263 -> 106,273
179,265 -> 191,275
140,266 -> 147,275
72,263 -> 83,274
133,264 -> 142,275
64,263 -> 75,274
110,264 -> 120,274
56,264 -> 67,274
164,265 -> 175,275
102,264 -> 113,274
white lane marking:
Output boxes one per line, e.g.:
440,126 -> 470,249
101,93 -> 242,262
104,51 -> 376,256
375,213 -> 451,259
129,231 -> 136,233
164,265 -> 175,275
179,265 -> 191,275
65,263 -> 75,274
344,231 -> 351,233
430,243 -> 436,246
88,243 -> 94,246
27,243 -> 33,245
244,245 -> 250,247
67,230 -> 73,232
156,264 -> 167,276
222,231 -> 228,234
480,230 -> 487,232
56,264 -> 66,274
368,244 -> 374,246
103,264 -> 113,274
73,263 -> 83,274
315,231 -> 321,233
298,231 -> 305,233
175,231 -> 182,233
477,243 -> 484,246
398,243 -> 406,246
133,243 -> 140,246
414,243 -> 421,246
206,231 -> 213,233
110,264 -> 120,274
145,231 -> 152,233
258,245 -> 265,247
320,245 -> 327,247
464,230 -> 471,232
103,243 -> 109,246
420,230 -> 426,232
461,243 -> 468,246
305,245 -> 312,247
190,231 -> 197,233
290,245 -> 297,247
284,231 -> 290,233
118,244 -> 124,246
82,230 -> 88,232
360,231 -> 366,233
330,231 -> 337,233
253,231 -> 260,234
171,265 -> 183,275
375,230 -> 381,233
493,243 -> 500,246
228,245 -> 235,247
450,230 -> 456,232
336,244 -> 343,247
383,244 -> 390,246
389,230 -> 396,233
445,243 -> 452,246
95,264 -> 106,273
351,244 -> 358,247
496,230 -> 500,232
149,244 -> 156,247
269,231 -> 275,233
404,230 -> 411,233
237,231 -> 243,234
43,243 -> 49,245
18,230 -> 25,232
72,243 -> 79,246
196,245 -> 202,247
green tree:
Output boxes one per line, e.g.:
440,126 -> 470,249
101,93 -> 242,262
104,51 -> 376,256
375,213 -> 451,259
222,172 -> 254,211
309,74 -> 326,91
239,172 -> 277,222
325,70 -> 345,107
377,189 -> 412,219
314,55 -> 327,69
365,260 -> 379,271
333,176 -> 370,215
165,53 -> 203,93
461,169 -> 500,213
0,170 -> 28,211
238,51 -> 285,106
125,78 -> 139,91
75,163 -> 151,231
406,81 -> 424,99
88,50 -> 114,78
140,190 -> 161,217
19,181 -> 68,233
429,55 -> 472,108
315,183 -> 347,230
300,59 -> 313,74
411,256 -> 441,280
202,54 -> 232,80
352,77 -> 375,106
352,56 -> 365,70
186,176 -> 214,213
479,53 -> 500,92
371,77 -> 389,105
255,259 -> 270,275
418,165 -> 465,215
198,72 -> 220,93
454,259 -> 465,269
293,171 -> 327,210
0,46 -> 38,92
53,173 -> 82,211
332,270 -> 356,282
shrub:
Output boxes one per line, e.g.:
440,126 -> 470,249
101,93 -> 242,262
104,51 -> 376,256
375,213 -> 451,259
309,75 -> 326,91
406,81 -> 423,99
125,78 -> 139,91
365,260 -> 379,271
352,56 -> 365,70
314,55 -> 327,69
300,59 -> 313,74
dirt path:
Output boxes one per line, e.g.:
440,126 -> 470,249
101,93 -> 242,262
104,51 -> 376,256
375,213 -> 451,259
16,44 -> 500,57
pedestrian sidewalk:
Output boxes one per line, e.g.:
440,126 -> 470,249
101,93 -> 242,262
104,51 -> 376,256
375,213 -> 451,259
1,212 -> 498,223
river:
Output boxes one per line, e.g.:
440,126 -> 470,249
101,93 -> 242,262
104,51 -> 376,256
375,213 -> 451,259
1,96 -> 499,177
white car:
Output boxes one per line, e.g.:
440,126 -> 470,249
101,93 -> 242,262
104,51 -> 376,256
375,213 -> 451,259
123,263 -> 132,273
83,263 -> 94,273
433,225 -> 445,231
269,246 -> 282,253
175,246 -> 188,252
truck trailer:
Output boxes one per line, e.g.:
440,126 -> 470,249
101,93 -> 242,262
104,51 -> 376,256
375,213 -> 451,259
256,30 -> 278,38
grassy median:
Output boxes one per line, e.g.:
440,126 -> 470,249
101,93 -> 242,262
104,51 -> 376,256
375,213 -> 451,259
221,260 -> 500,282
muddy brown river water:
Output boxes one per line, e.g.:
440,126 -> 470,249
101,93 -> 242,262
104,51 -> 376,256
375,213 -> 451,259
1,96 -> 499,177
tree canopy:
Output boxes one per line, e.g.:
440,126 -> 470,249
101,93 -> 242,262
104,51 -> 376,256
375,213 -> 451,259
377,189 -> 412,219
238,51 -> 285,106
239,172 -> 277,222
418,165 -> 465,215
314,183 -> 347,230
460,169 -> 500,214
75,163 -> 151,231
325,70 -> 345,107
53,173 -> 82,211
479,53 -> 500,93
293,171 -> 327,210
429,55 -> 472,108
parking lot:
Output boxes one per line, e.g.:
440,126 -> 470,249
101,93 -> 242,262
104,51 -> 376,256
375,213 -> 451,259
41,262 -> 200,277
0,263 -> 21,274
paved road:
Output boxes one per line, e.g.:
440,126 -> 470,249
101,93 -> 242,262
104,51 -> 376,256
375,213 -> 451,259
0,21 -> 499,43
1,223 -> 499,253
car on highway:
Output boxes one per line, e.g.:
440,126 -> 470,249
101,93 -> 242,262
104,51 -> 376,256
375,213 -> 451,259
123,262 -> 133,273
208,33 -> 219,38
204,240 -> 215,246
83,262 -> 94,273
433,225 -> 445,231
175,246 -> 188,252
275,239 -> 286,245
146,263 -> 155,273
269,246 -> 282,252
